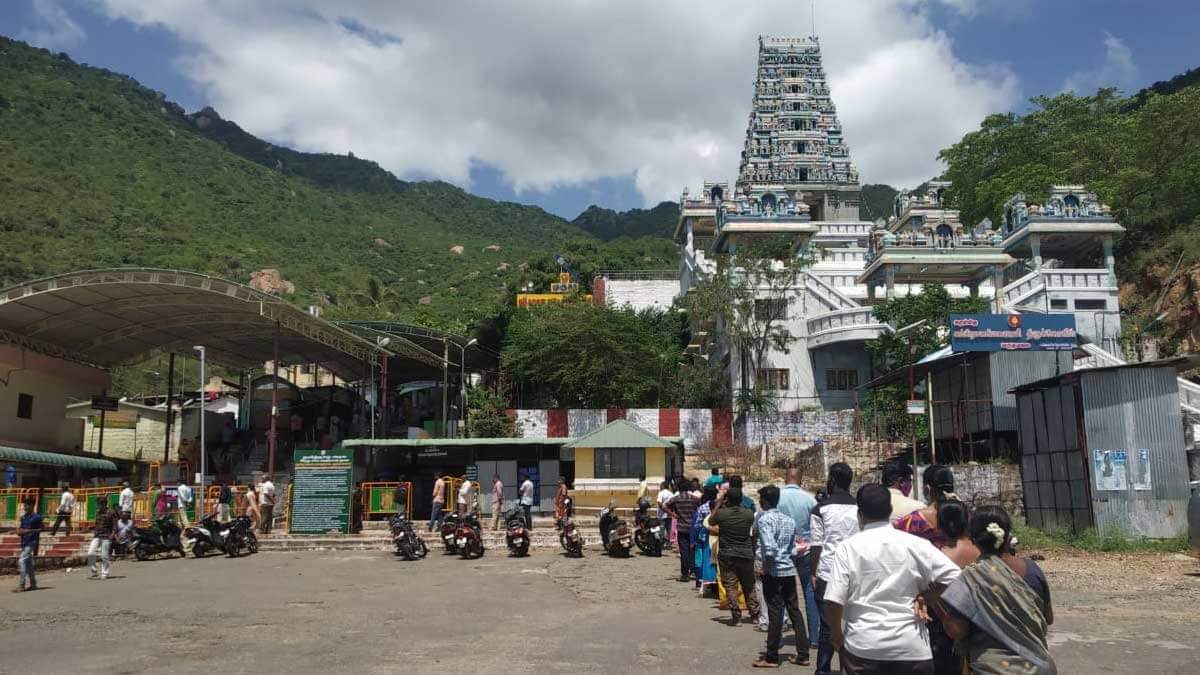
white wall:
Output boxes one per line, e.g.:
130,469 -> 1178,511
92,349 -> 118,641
603,279 -> 680,312
0,368 -> 76,450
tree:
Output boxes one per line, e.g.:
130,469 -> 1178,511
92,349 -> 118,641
466,386 -> 517,438
681,235 -> 811,462
501,302 -> 691,408
863,285 -> 988,444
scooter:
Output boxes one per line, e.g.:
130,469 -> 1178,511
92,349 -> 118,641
633,498 -> 665,557
504,505 -> 530,557
456,511 -> 485,559
186,513 -> 230,558
598,501 -> 633,558
440,512 -> 462,554
390,510 -> 429,561
557,497 -> 583,557
131,515 -> 186,561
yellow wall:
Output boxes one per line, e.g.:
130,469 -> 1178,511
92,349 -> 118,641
645,446 -> 666,476
575,447 -> 594,479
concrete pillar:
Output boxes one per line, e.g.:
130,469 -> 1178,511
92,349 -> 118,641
991,265 -> 1004,311
866,282 -> 876,301
1102,236 -> 1116,286
968,282 -> 979,298
885,267 -> 896,299
1030,233 -> 1042,271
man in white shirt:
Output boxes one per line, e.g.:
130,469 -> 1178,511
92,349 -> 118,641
118,481 -> 135,515
883,462 -> 925,525
51,485 -> 76,536
176,482 -> 194,528
810,463 -> 860,675
458,479 -> 476,515
490,474 -> 505,531
824,484 -> 961,675
519,477 -> 535,531
258,478 -> 276,534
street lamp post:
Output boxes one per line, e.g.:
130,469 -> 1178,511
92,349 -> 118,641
458,338 -> 478,437
192,345 -> 206,509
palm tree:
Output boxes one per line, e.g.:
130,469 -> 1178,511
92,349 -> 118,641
735,385 -> 780,465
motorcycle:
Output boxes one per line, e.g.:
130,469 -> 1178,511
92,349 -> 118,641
598,501 -> 633,558
557,497 -> 583,557
439,512 -> 462,554
633,498 -> 665,557
186,513 -> 230,558
131,515 -> 186,561
223,515 -> 258,557
456,511 -> 485,559
504,505 -> 530,557
390,510 -> 428,561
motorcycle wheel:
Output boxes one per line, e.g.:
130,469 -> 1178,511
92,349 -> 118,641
416,539 -> 429,559
650,537 -> 663,557
193,542 -> 208,558
226,537 -> 243,558
133,542 -> 152,561
247,532 -> 259,554
398,541 -> 415,561
634,532 -> 650,555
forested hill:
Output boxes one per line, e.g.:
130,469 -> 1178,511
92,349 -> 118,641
0,37 -> 676,333
571,201 -> 679,240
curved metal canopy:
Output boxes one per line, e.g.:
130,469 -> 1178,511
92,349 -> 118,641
0,268 -> 413,379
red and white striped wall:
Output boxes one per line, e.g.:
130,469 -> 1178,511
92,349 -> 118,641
508,408 -> 734,448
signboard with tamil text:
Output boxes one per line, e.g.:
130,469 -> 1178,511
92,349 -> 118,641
289,448 -> 353,534
949,314 -> 1077,352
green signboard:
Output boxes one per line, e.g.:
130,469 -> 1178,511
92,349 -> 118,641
290,448 -> 352,534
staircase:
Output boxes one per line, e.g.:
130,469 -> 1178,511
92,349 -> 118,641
1076,343 -> 1200,416
0,531 -> 90,573
804,271 -> 859,312
1001,270 -> 1044,308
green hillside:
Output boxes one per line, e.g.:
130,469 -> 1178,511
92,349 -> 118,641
571,201 -> 678,240
0,37 -> 676,333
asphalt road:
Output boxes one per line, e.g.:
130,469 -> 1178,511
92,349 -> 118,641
3,546 -> 1197,674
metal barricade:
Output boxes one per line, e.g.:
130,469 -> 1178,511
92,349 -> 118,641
204,485 -> 252,519
0,487 -> 41,524
444,476 -> 464,513
361,482 -> 413,520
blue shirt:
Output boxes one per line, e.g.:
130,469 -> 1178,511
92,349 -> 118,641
756,508 -> 796,577
20,511 -> 42,548
703,475 -> 723,489
778,484 -> 817,543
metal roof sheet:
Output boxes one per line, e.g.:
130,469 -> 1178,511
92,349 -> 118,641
0,446 -> 117,471
561,419 -> 678,448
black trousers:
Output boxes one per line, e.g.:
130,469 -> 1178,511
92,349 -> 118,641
815,579 -> 835,675
840,649 -> 933,675
50,513 -> 71,535
763,574 -> 808,662
676,529 -> 694,578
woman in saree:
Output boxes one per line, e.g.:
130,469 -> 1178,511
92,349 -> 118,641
553,476 -> 569,522
691,485 -> 719,594
937,506 -> 1057,675
896,464 -> 957,549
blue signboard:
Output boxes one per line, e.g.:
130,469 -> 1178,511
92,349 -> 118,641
949,313 -> 1077,352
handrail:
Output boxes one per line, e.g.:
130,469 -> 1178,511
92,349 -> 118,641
804,271 -> 859,311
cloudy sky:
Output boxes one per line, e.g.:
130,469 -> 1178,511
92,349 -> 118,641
4,1 -> 1198,217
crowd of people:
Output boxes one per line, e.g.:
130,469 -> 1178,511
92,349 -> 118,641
655,463 -> 1057,674
12,476 -> 278,590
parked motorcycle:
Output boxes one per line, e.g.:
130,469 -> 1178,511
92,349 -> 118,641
439,512 -> 462,554
557,497 -> 583,557
131,515 -> 186,561
186,513 -> 230,558
504,505 -> 530,557
223,515 -> 258,557
390,510 -> 428,561
633,498 -> 665,557
456,511 -> 485,559
598,501 -> 632,557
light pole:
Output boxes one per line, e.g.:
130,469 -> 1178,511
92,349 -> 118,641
192,345 -> 206,509
458,338 -> 478,437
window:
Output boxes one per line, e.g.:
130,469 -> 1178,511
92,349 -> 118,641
16,393 -> 33,419
1074,299 -> 1107,310
594,448 -> 645,479
825,369 -> 859,391
754,298 -> 788,321
756,368 -> 790,391
1049,298 -> 1068,310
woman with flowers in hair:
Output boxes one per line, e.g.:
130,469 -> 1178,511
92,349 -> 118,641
935,506 -> 1058,675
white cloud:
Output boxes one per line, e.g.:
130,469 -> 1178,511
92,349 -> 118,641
1063,32 -> 1138,94
90,0 -> 1020,202
19,0 -> 87,50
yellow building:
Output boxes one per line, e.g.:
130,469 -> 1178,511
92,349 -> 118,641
563,419 -> 683,509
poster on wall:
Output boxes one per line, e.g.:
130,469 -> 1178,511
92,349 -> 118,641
1131,448 -> 1152,491
1092,449 -> 1128,491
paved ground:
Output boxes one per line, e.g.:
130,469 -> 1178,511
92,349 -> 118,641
3,544 -> 1198,674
